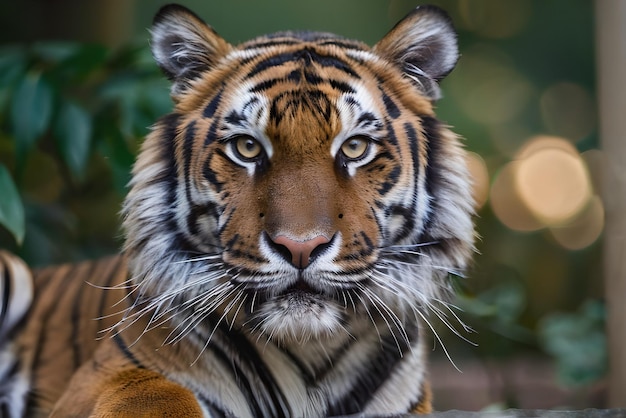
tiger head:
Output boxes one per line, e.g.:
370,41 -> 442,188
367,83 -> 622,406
122,4 -> 474,345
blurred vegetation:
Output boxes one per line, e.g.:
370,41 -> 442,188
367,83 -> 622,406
0,0 -> 606,408
0,43 -> 170,264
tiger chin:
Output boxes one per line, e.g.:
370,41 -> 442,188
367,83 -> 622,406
0,3 -> 475,417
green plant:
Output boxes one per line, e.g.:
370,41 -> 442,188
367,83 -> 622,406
539,300 -> 607,387
0,42 -> 171,264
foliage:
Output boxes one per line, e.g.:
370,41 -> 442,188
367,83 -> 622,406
538,300 -> 607,387
458,278 -> 607,389
0,42 -> 171,265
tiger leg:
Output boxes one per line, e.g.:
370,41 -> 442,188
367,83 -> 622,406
92,368 -> 203,418
52,365 -> 203,418
51,335 -> 204,418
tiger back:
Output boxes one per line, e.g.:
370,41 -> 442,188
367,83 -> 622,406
0,254 -> 130,417
0,4 -> 474,417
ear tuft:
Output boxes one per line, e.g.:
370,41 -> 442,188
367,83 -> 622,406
151,4 -> 232,96
374,5 -> 459,100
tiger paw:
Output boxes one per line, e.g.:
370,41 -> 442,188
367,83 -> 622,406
90,368 -> 203,418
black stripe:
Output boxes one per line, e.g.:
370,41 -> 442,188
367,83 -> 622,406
245,53 -> 295,79
203,88 -> 224,118
0,402 -> 9,418
342,95 -> 361,111
303,70 -> 323,85
249,78 -> 282,92
204,118 -> 221,146
243,39 -> 299,49
198,320 -> 286,418
406,120 -> 422,237
113,332 -> 144,369
387,204 -> 415,243
246,49 -> 360,80
377,165 -> 400,196
207,338 -> 265,417
225,110 -> 246,126
96,257 -> 126,330
269,89 -> 332,126
405,121 -> 420,184
0,263 -> 11,330
196,394 -> 233,418
158,113 -> 182,213
384,119 -> 398,146
203,150 -> 225,192
31,267 -> 79,377
422,115 -> 441,198
329,79 -> 355,93
327,332 -> 412,415
285,338 -> 353,386
318,39 -> 366,50
70,261 -> 99,369
211,317 -> 291,417
182,120 -> 197,208
381,90 -> 400,119
356,112 -> 379,129
363,150 -> 395,173
186,202 -> 220,236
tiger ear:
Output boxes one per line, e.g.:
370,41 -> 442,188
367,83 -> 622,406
151,4 -> 232,96
374,5 -> 458,100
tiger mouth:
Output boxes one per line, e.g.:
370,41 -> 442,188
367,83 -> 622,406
246,277 -> 331,308
286,278 -> 317,294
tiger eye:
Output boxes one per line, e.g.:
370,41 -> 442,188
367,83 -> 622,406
340,137 -> 369,160
235,136 -> 263,160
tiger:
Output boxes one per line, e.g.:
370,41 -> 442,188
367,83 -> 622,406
0,3 -> 474,417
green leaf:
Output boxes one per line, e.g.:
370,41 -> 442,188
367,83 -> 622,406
0,164 -> 25,244
10,73 -> 54,163
54,100 -> 92,178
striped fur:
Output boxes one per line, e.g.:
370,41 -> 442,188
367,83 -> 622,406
0,4 -> 474,417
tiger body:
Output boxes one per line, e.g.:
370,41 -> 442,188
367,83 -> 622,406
0,4 -> 474,417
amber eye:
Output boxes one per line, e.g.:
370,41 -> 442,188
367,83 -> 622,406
234,136 -> 263,160
340,136 -> 370,160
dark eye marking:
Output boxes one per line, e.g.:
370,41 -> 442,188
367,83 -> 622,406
225,110 -> 247,126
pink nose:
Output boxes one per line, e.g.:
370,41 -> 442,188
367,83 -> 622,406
271,235 -> 330,269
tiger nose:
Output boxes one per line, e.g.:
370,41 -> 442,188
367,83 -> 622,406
270,235 -> 330,269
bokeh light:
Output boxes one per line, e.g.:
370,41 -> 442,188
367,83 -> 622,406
490,161 -> 543,232
516,145 -> 592,226
550,195 -> 604,251
489,135 -> 598,242
465,151 -> 490,209
514,136 -> 592,226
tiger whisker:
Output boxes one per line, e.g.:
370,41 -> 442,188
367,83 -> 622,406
164,282 -> 236,345
381,241 -> 440,250
191,288 -> 246,366
358,284 -> 409,357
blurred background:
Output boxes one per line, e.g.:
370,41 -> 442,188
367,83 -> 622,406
0,0 -> 607,410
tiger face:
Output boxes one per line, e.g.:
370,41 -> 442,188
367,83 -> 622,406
123,5 -> 474,345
